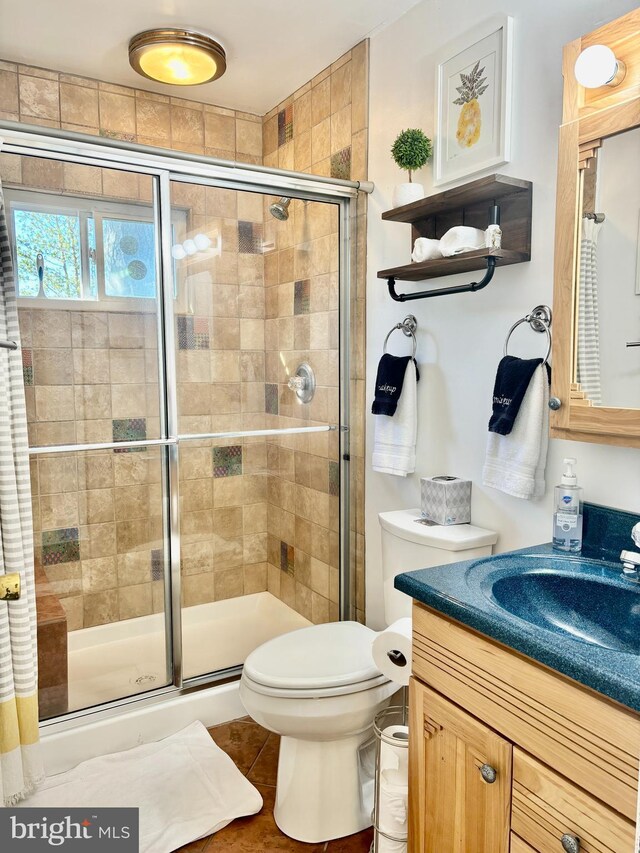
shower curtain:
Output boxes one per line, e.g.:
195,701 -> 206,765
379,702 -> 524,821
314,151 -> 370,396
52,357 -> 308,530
576,216 -> 603,405
0,177 -> 43,805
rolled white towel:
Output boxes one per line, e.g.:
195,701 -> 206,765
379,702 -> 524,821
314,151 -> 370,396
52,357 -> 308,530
440,225 -> 486,257
411,237 -> 442,263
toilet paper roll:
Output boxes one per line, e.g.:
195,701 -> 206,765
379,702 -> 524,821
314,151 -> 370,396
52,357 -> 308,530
372,618 -> 412,686
379,725 -> 409,773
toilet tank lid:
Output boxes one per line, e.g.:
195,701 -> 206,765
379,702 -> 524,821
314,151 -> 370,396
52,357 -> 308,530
379,509 -> 498,550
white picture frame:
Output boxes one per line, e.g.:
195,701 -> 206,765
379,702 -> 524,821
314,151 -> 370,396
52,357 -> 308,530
434,15 -> 513,187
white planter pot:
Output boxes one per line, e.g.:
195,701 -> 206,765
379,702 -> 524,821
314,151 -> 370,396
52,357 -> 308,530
392,182 -> 424,208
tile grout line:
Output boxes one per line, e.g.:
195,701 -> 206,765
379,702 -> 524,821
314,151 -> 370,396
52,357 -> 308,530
244,731 -> 274,781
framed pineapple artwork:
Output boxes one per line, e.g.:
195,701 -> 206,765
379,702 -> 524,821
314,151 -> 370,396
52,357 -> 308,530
434,15 -> 513,186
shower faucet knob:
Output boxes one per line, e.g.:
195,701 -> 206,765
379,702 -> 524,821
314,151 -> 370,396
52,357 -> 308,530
287,363 -> 316,404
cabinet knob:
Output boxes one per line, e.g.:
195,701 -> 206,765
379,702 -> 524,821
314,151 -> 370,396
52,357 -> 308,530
561,833 -> 580,853
548,396 -> 562,410
478,763 -> 497,783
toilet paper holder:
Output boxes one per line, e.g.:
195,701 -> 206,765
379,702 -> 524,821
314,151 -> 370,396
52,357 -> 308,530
370,702 -> 409,853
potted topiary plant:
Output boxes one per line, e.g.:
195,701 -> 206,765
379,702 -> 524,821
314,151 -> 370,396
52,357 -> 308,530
391,128 -> 432,207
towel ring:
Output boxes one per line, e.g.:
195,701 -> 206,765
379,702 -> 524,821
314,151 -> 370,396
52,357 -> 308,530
503,305 -> 552,365
383,314 -> 417,358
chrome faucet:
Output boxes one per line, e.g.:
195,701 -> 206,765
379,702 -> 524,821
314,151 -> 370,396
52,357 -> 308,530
620,522 -> 640,579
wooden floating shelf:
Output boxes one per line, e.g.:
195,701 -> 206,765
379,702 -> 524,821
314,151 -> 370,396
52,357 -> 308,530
381,174 -> 532,224
378,248 -> 529,282
378,174 -> 533,297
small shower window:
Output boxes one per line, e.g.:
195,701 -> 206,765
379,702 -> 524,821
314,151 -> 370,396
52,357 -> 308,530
6,189 -> 184,308
13,207 -> 89,300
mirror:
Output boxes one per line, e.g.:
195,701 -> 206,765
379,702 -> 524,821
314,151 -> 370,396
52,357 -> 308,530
575,127 -> 640,410
551,7 -> 640,448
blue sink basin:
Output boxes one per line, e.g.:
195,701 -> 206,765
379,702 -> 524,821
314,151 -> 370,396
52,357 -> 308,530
482,568 -> 640,654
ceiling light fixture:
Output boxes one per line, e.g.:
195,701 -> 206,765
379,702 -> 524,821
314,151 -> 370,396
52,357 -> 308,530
574,44 -> 626,89
129,29 -> 227,86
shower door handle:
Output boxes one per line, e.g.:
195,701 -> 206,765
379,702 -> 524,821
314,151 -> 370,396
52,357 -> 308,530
626,341 -> 640,347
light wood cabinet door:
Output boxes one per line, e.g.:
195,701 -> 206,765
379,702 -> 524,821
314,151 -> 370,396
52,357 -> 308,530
409,678 -> 512,853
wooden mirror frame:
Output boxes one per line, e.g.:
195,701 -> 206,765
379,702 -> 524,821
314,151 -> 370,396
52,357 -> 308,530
551,8 -> 640,448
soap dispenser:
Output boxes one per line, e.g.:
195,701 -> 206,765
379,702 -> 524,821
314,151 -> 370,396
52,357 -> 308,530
552,457 -> 583,553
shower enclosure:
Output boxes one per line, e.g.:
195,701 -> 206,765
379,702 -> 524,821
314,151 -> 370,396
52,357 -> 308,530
0,123 -> 363,727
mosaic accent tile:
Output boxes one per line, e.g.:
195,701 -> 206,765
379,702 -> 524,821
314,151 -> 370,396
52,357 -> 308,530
151,548 -> 164,582
112,417 -> 147,453
177,315 -> 210,350
237,221 -> 263,255
277,105 -> 293,147
213,445 -> 242,478
280,541 -> 295,575
42,527 -> 80,566
330,146 -> 352,181
265,383 -> 279,415
194,317 -> 210,350
22,348 -> 33,386
329,460 -> 340,497
294,279 -> 310,315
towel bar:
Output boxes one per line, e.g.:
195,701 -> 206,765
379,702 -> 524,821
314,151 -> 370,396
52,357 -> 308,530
387,255 -> 497,302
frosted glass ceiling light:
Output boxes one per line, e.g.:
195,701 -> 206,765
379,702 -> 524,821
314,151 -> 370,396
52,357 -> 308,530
129,29 -> 226,86
574,44 -> 626,89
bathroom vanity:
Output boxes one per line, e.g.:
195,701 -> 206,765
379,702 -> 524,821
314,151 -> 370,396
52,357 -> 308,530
397,505 -> 640,853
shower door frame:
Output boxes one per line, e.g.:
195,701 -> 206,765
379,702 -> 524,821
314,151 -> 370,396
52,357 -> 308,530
0,121 -> 366,732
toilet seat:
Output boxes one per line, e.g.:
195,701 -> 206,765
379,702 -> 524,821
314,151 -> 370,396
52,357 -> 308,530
241,670 -> 389,699
243,621 -> 387,697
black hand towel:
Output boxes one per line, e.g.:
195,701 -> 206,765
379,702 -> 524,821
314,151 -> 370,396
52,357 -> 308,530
372,354 -> 420,416
488,355 -> 543,435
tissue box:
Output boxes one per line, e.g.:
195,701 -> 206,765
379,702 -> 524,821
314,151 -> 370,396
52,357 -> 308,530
421,476 -> 471,526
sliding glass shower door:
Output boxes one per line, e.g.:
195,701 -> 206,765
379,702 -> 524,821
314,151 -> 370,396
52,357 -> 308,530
168,179 -> 342,680
0,134 -> 351,722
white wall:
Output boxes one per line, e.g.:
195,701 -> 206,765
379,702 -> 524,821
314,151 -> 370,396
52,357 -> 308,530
365,0 -> 640,628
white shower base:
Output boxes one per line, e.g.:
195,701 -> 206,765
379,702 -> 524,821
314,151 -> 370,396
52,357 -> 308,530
67,592 -> 310,713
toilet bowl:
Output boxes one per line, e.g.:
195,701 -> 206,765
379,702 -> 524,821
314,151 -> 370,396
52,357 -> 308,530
240,621 -> 397,843
240,509 -> 498,843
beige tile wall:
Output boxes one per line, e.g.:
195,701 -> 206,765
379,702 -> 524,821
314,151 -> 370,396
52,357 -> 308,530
0,59 -> 262,160
262,41 -> 368,622
0,41 -> 369,627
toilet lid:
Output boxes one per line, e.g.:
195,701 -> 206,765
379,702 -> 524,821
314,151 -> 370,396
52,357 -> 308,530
243,621 -> 383,691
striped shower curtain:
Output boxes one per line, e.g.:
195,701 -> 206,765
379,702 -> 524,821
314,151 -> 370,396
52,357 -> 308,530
0,177 -> 43,804
576,217 -> 603,404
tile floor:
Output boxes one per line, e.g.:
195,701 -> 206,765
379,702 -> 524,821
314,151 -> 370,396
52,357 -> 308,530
177,717 -> 373,852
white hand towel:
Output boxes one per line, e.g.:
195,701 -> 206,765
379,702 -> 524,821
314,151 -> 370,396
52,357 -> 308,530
372,359 -> 417,477
482,364 -> 549,500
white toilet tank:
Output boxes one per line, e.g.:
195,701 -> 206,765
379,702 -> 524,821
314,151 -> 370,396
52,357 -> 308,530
379,508 -> 498,624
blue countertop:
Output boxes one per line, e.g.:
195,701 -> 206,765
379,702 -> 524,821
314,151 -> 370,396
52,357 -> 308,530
395,542 -> 640,713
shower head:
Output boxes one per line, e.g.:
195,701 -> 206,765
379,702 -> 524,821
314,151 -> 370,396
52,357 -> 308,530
269,197 -> 291,221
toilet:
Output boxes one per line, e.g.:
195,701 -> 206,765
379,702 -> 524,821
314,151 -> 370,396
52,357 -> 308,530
239,508 -> 497,843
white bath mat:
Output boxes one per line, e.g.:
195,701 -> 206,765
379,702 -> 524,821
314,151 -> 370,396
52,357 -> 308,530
18,720 -> 263,852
